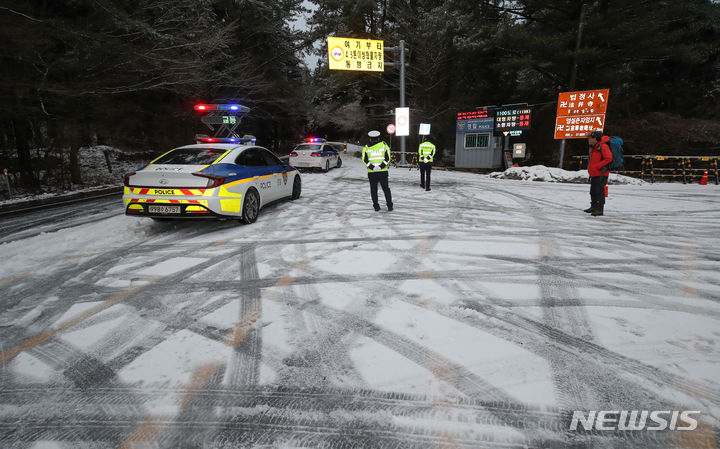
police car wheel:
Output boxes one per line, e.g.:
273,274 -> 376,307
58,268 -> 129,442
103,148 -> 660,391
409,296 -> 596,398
337,157 -> 342,168
324,161 -> 330,172
291,175 -> 301,200
241,188 -> 260,224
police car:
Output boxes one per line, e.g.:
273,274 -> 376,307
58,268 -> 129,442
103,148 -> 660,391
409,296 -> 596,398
289,138 -> 343,172
123,136 -> 301,223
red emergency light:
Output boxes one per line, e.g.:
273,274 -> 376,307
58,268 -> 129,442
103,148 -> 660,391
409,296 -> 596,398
194,104 -> 218,111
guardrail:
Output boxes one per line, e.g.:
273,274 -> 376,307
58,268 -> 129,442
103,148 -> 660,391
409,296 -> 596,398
572,155 -> 720,184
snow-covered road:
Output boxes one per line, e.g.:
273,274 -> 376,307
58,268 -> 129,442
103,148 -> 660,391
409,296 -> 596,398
1,155 -> 719,448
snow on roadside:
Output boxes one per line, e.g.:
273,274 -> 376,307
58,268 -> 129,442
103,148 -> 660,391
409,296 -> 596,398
1,145 -> 149,205
490,165 -> 646,185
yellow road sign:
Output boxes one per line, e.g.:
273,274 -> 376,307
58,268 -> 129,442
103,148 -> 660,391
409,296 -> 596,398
328,37 -> 384,72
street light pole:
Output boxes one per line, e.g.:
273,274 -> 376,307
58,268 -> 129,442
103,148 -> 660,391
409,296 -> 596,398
385,40 -> 408,165
399,40 -> 407,165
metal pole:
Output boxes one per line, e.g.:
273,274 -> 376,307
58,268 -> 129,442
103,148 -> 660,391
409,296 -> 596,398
559,4 -> 586,169
399,40 -> 407,165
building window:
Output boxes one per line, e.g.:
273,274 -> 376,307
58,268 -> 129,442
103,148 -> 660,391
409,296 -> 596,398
464,133 -> 490,149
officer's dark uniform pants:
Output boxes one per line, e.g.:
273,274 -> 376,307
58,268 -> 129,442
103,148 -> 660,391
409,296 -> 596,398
368,171 -> 392,208
590,175 -> 608,210
419,162 -> 432,188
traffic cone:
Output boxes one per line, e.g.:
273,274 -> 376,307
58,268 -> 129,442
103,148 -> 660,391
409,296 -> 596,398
699,169 -> 708,185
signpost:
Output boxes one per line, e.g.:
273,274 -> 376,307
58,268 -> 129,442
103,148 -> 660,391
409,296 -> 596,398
554,114 -> 605,139
395,107 -> 409,137
513,143 -> 527,159
327,37 -> 384,72
554,88 -> 610,168
556,89 -> 608,116
327,36 -> 406,163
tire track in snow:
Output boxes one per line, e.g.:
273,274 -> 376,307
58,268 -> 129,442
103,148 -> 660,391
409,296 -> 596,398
0,385 -> 568,448
485,187 -> 710,446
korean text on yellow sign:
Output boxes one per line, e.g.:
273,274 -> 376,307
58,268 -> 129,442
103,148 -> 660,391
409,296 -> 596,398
327,37 -> 384,72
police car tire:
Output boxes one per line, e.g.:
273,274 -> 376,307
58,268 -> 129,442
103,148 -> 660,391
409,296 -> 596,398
241,188 -> 260,224
324,161 -> 330,172
291,175 -> 301,200
337,157 -> 342,168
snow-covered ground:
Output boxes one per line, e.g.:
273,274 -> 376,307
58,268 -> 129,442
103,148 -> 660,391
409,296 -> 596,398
1,153 -> 719,448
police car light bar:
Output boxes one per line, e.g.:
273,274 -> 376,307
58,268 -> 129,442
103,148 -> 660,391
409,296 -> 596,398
306,137 -> 326,143
194,103 -> 249,112
196,136 -> 257,144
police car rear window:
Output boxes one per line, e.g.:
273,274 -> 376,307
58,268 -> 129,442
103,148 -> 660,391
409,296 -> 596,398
294,144 -> 322,152
154,148 -> 226,165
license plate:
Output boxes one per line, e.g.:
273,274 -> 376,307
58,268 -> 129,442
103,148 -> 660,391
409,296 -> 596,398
148,205 -> 181,214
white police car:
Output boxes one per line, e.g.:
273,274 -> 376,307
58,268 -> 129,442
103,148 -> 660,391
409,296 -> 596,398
289,138 -> 343,172
123,137 -> 301,223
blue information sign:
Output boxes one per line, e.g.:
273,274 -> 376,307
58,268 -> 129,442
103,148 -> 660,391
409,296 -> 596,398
456,117 -> 494,133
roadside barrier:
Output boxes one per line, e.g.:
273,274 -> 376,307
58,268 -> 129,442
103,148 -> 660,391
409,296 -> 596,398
573,155 -> 720,184
389,151 -> 419,168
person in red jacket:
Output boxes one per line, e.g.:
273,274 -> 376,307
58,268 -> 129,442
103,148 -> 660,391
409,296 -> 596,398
586,130 -> 612,216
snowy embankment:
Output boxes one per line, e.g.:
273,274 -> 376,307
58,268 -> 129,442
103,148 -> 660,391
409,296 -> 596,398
0,145 -> 148,206
490,165 -> 646,185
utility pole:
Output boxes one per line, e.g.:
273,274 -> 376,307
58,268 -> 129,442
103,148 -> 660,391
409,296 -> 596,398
386,40 -> 408,165
558,3 -> 587,169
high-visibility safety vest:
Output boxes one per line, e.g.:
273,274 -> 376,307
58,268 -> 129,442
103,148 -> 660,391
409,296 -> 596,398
418,141 -> 436,163
362,141 -> 391,172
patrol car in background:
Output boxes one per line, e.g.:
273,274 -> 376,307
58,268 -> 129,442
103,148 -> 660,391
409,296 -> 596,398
289,138 -> 343,172
123,138 -> 300,223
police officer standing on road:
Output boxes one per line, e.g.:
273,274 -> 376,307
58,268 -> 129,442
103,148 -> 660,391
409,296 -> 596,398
362,130 -> 393,211
418,136 -> 436,191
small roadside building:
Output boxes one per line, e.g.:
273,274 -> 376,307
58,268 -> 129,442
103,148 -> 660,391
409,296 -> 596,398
454,105 -> 532,169
454,111 -> 502,169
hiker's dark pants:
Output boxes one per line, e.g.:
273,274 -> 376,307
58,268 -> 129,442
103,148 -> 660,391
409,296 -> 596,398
590,175 -> 608,210
368,171 -> 392,208
419,162 -> 432,187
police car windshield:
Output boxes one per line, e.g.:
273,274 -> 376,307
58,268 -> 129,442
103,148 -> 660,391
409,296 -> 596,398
154,148 -> 227,165
294,144 -> 322,152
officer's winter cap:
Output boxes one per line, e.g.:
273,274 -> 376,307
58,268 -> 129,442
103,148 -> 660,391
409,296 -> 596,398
368,130 -> 380,138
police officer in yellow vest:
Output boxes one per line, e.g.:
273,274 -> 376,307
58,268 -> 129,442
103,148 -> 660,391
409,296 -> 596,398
362,130 -> 393,211
418,136 -> 436,191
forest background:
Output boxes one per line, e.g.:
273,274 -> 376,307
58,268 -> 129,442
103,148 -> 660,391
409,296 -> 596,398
1,0 -> 719,192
